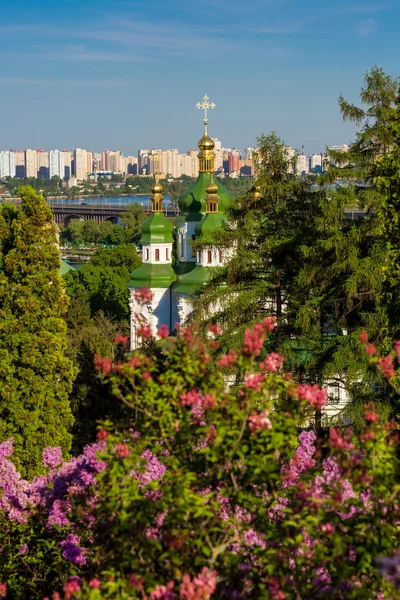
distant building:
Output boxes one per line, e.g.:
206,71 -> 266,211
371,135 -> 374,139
37,150 -> 49,179
0,151 -> 16,178
309,153 -> 323,174
61,150 -> 72,180
296,154 -> 309,176
13,150 -> 25,178
49,150 -> 64,180
25,149 -> 38,178
228,149 -> 241,174
74,148 -> 87,181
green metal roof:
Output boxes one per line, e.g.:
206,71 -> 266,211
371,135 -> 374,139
128,263 -> 177,289
174,261 -> 196,276
140,212 -> 174,244
194,212 -> 224,236
173,265 -> 214,294
178,172 -> 234,219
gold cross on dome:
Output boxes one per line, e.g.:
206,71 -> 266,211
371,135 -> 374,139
152,151 -> 161,181
196,94 -> 216,124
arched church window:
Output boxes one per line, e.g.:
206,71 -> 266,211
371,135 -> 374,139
146,248 -> 149,261
155,248 -> 160,261
207,250 -> 212,264
219,250 -> 223,263
166,248 -> 169,260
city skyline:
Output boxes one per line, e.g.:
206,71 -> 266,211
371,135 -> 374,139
1,0 -> 400,153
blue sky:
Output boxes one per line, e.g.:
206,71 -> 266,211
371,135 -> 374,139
1,0 -> 399,154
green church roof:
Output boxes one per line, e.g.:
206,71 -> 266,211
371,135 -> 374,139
194,212 -> 224,237
173,264 -> 214,294
140,212 -> 174,244
178,172 -> 234,220
128,263 -> 177,289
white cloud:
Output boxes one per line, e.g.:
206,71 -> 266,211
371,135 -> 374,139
355,17 -> 377,36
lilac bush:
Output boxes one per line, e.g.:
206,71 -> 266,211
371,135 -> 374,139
1,301 -> 400,598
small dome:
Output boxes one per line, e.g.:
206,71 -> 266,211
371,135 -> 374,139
206,180 -> 218,195
198,134 -> 215,151
152,181 -> 163,194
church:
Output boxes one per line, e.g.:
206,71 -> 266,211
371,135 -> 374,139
128,97 -> 235,350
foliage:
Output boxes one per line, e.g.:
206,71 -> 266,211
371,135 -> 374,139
120,203 -> 147,243
63,245 -> 141,322
0,306 -> 400,598
60,219 -> 129,246
326,65 -> 397,180
65,293 -> 129,453
193,78 -> 395,426
0,186 -> 75,477
373,92 -> 400,338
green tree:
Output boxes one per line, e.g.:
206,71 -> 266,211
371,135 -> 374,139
0,186 -> 75,477
121,203 -> 146,243
194,130 -> 389,427
64,292 -> 129,452
327,65 -> 397,180
373,91 -> 400,338
64,244 -> 141,322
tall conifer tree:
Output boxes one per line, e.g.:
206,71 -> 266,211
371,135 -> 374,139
0,186 -> 75,477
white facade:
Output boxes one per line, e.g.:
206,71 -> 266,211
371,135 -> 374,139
309,153 -> 323,173
142,242 -> 173,265
0,151 -> 15,178
177,220 -> 197,264
296,154 -> 309,176
49,150 -> 65,180
130,287 -> 173,351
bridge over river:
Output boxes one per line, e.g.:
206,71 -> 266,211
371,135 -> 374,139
1,195 -> 179,226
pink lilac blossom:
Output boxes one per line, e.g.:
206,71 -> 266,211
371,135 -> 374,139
248,410 -> 272,434
296,384 -> 327,409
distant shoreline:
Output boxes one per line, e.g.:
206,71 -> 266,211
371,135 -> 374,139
0,193 -> 151,202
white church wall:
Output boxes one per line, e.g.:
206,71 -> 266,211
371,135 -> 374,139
129,287 -> 172,350
142,243 -> 173,264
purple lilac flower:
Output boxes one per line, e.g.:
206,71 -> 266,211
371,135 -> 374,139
131,450 -> 166,485
18,544 -> 28,555
42,447 -> 63,469
0,438 -> 13,459
61,533 -> 87,565
282,431 -> 316,488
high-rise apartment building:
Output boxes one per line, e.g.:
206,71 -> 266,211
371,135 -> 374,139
25,149 -> 38,178
74,148 -> 87,181
0,151 -> 16,178
228,149 -> 241,174
243,147 -> 254,160
296,154 -> 309,176
49,150 -> 64,180
309,153 -> 323,174
138,150 -> 150,175
86,151 -> 93,175
13,150 -> 25,178
126,156 -> 138,175
37,150 -> 49,179
60,150 -> 72,180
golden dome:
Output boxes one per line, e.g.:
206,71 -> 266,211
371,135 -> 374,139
206,180 -> 218,195
198,134 -> 215,152
152,180 -> 163,194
